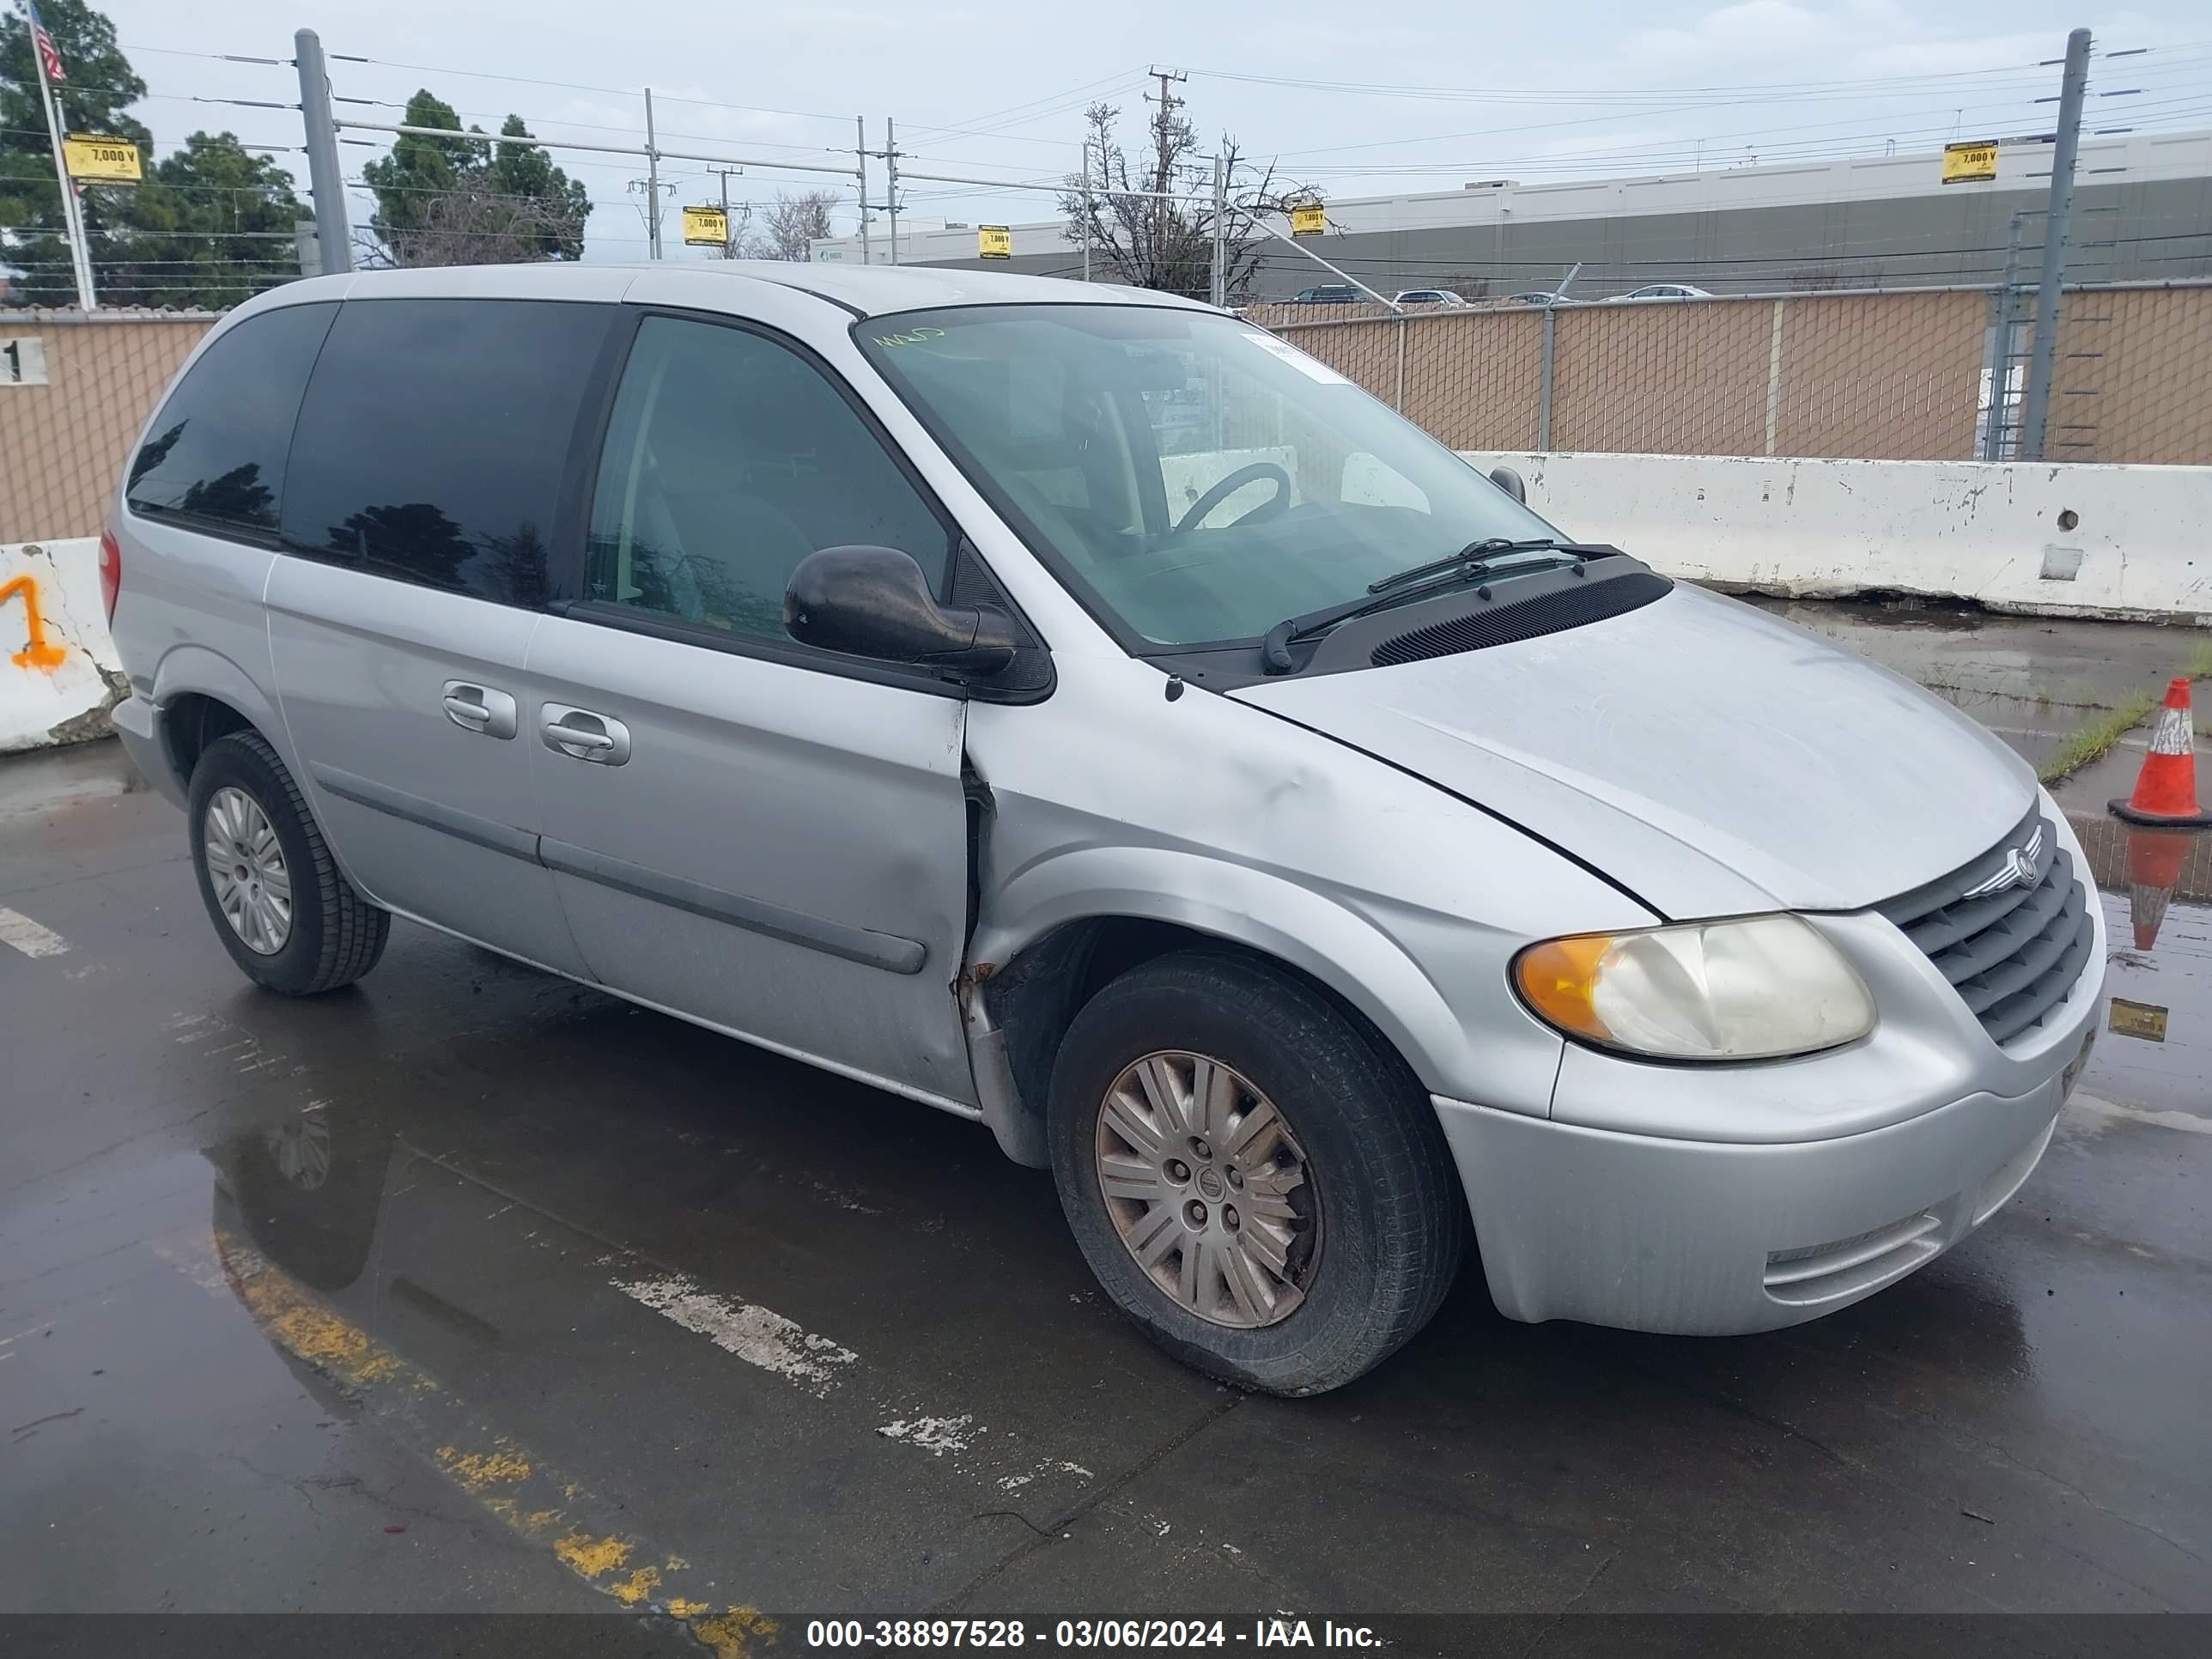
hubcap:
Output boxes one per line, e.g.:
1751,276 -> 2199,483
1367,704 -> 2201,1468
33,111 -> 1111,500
264,1112 -> 332,1190
1093,1051 -> 1320,1329
204,786 -> 292,956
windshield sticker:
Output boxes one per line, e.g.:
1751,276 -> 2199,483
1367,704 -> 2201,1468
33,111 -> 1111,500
1240,331 -> 1348,384
872,325 -> 948,348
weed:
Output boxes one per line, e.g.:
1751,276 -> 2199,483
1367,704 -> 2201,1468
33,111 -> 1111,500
2039,693 -> 2156,784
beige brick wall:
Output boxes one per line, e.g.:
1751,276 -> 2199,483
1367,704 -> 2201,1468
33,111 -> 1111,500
1,313 -> 216,544
1255,286 -> 2212,465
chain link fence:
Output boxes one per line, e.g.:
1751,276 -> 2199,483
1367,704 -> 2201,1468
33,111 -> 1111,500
1250,279 -> 2212,466
4,283 -> 2209,548
2048,285 -> 2212,465
0,312 -> 215,544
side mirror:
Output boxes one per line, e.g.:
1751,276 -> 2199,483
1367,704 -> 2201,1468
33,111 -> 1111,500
784,545 -> 1021,675
1488,465 -> 1527,504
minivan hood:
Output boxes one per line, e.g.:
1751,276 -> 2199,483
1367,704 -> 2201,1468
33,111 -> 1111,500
1231,585 -> 2038,919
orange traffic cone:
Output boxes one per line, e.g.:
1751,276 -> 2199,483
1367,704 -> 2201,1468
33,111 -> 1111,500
2111,678 -> 2212,829
2123,824 -> 2190,951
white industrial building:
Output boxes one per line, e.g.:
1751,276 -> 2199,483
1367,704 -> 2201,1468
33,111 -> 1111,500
810,128 -> 2212,297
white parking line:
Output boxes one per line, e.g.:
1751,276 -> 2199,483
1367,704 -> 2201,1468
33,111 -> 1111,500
0,907 -> 70,958
878,1414 -> 980,1456
611,1273 -> 860,1394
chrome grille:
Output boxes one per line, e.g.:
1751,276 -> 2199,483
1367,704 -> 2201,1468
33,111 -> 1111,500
1877,809 -> 2094,1046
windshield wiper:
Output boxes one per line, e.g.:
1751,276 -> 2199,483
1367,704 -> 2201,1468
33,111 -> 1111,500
1258,538 -> 1617,673
1367,537 -> 1612,593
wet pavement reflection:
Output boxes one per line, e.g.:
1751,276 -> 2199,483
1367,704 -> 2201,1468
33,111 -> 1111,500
3,738 -> 2208,1625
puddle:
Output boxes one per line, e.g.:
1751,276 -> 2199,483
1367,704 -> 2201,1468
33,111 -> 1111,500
1745,599 -> 2201,769
0,738 -> 142,823
2067,812 -> 2212,1120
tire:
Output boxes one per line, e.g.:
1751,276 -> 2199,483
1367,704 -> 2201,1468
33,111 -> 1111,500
1048,949 -> 1465,1396
187,729 -> 389,995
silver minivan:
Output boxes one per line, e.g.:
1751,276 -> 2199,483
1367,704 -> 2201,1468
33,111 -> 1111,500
106,263 -> 2104,1395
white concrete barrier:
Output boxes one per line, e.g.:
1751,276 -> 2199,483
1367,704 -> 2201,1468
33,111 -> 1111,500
1462,452 -> 2212,624
4,453 -> 2203,754
2,538 -> 124,754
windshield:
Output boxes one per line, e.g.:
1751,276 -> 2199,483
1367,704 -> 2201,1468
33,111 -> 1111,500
856,304 -> 1557,647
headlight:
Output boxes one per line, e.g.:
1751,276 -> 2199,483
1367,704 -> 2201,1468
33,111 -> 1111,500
1513,915 -> 1875,1061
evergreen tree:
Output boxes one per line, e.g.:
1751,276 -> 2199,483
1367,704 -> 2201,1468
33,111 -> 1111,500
362,94 -> 588,266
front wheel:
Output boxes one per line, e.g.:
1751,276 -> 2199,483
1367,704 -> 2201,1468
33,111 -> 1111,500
188,730 -> 389,995
1048,950 -> 1465,1395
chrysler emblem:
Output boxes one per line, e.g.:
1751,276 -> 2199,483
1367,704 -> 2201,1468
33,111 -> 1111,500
1962,823 -> 2045,899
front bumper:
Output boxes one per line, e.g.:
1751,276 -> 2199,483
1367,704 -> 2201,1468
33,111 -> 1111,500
1436,1057 -> 2075,1334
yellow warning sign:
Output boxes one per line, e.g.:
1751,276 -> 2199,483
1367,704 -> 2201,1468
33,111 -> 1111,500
1942,141 -> 1999,185
681,205 -> 729,247
63,135 -> 142,184
978,224 -> 1012,260
1290,204 -> 1327,238
2108,998 -> 2168,1042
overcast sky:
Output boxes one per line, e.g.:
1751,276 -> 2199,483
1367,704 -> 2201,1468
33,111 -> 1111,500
90,1 -> 2212,258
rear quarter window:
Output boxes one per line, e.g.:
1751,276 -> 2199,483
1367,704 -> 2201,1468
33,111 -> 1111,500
125,302 -> 337,538
279,297 -> 618,606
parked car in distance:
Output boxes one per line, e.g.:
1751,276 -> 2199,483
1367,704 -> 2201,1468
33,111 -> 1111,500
1607,283 -> 1715,301
1288,283 -> 1364,304
106,263 -> 2104,1396
1392,289 -> 1467,307
1504,291 -> 1572,307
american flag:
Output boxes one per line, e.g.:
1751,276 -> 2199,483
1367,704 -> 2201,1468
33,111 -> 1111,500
26,0 -> 67,84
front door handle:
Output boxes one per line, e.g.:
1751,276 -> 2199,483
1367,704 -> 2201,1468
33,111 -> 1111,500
541,704 -> 632,766
441,681 -> 517,739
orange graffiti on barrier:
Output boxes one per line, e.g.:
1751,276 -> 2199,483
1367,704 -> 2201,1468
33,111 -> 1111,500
1,574 -> 70,672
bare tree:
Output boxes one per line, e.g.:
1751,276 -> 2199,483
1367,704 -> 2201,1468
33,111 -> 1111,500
708,200 -> 755,259
360,179 -> 584,268
747,189 -> 839,261
1059,101 -> 1309,301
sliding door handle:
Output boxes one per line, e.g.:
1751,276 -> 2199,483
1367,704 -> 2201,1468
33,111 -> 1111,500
541,704 -> 632,766
441,682 -> 517,739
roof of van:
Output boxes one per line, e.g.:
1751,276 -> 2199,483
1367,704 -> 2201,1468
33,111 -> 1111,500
256,261 -> 1220,319
713,261 -> 1219,317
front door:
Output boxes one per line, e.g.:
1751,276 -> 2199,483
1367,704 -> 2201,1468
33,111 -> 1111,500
524,305 -> 977,1104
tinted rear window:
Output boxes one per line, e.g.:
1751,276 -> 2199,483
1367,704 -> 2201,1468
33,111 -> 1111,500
280,298 -> 617,605
125,302 -> 337,538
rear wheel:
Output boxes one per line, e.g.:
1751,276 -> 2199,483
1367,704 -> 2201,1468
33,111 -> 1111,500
188,730 -> 388,995
1048,950 -> 1465,1395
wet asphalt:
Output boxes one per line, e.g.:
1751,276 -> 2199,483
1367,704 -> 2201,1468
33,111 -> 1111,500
3,605 -> 2209,1644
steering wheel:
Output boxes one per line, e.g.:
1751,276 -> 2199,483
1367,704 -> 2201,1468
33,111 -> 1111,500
1169,462 -> 1292,538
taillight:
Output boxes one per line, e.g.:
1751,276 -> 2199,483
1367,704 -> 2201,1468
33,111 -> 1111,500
99,528 -> 122,622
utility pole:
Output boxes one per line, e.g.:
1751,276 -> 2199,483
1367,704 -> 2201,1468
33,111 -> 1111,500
1209,150 -> 1227,307
295,28 -> 352,276
627,176 -> 672,252
860,121 -> 900,265
1146,65 -> 1185,288
884,117 -> 900,264
27,2 -> 94,308
2021,26 -> 2090,461
1079,133 -> 1095,283
855,117 -> 871,265
643,86 -> 663,258
708,165 -> 745,258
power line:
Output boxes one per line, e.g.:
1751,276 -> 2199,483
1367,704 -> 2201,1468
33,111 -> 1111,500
1183,48 -> 2212,104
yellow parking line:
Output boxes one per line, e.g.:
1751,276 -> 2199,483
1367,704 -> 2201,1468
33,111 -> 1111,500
152,1227 -> 775,1656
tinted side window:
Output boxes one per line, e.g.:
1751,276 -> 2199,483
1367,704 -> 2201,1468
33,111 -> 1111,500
126,302 -> 336,538
281,298 -> 617,606
583,316 -> 951,642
